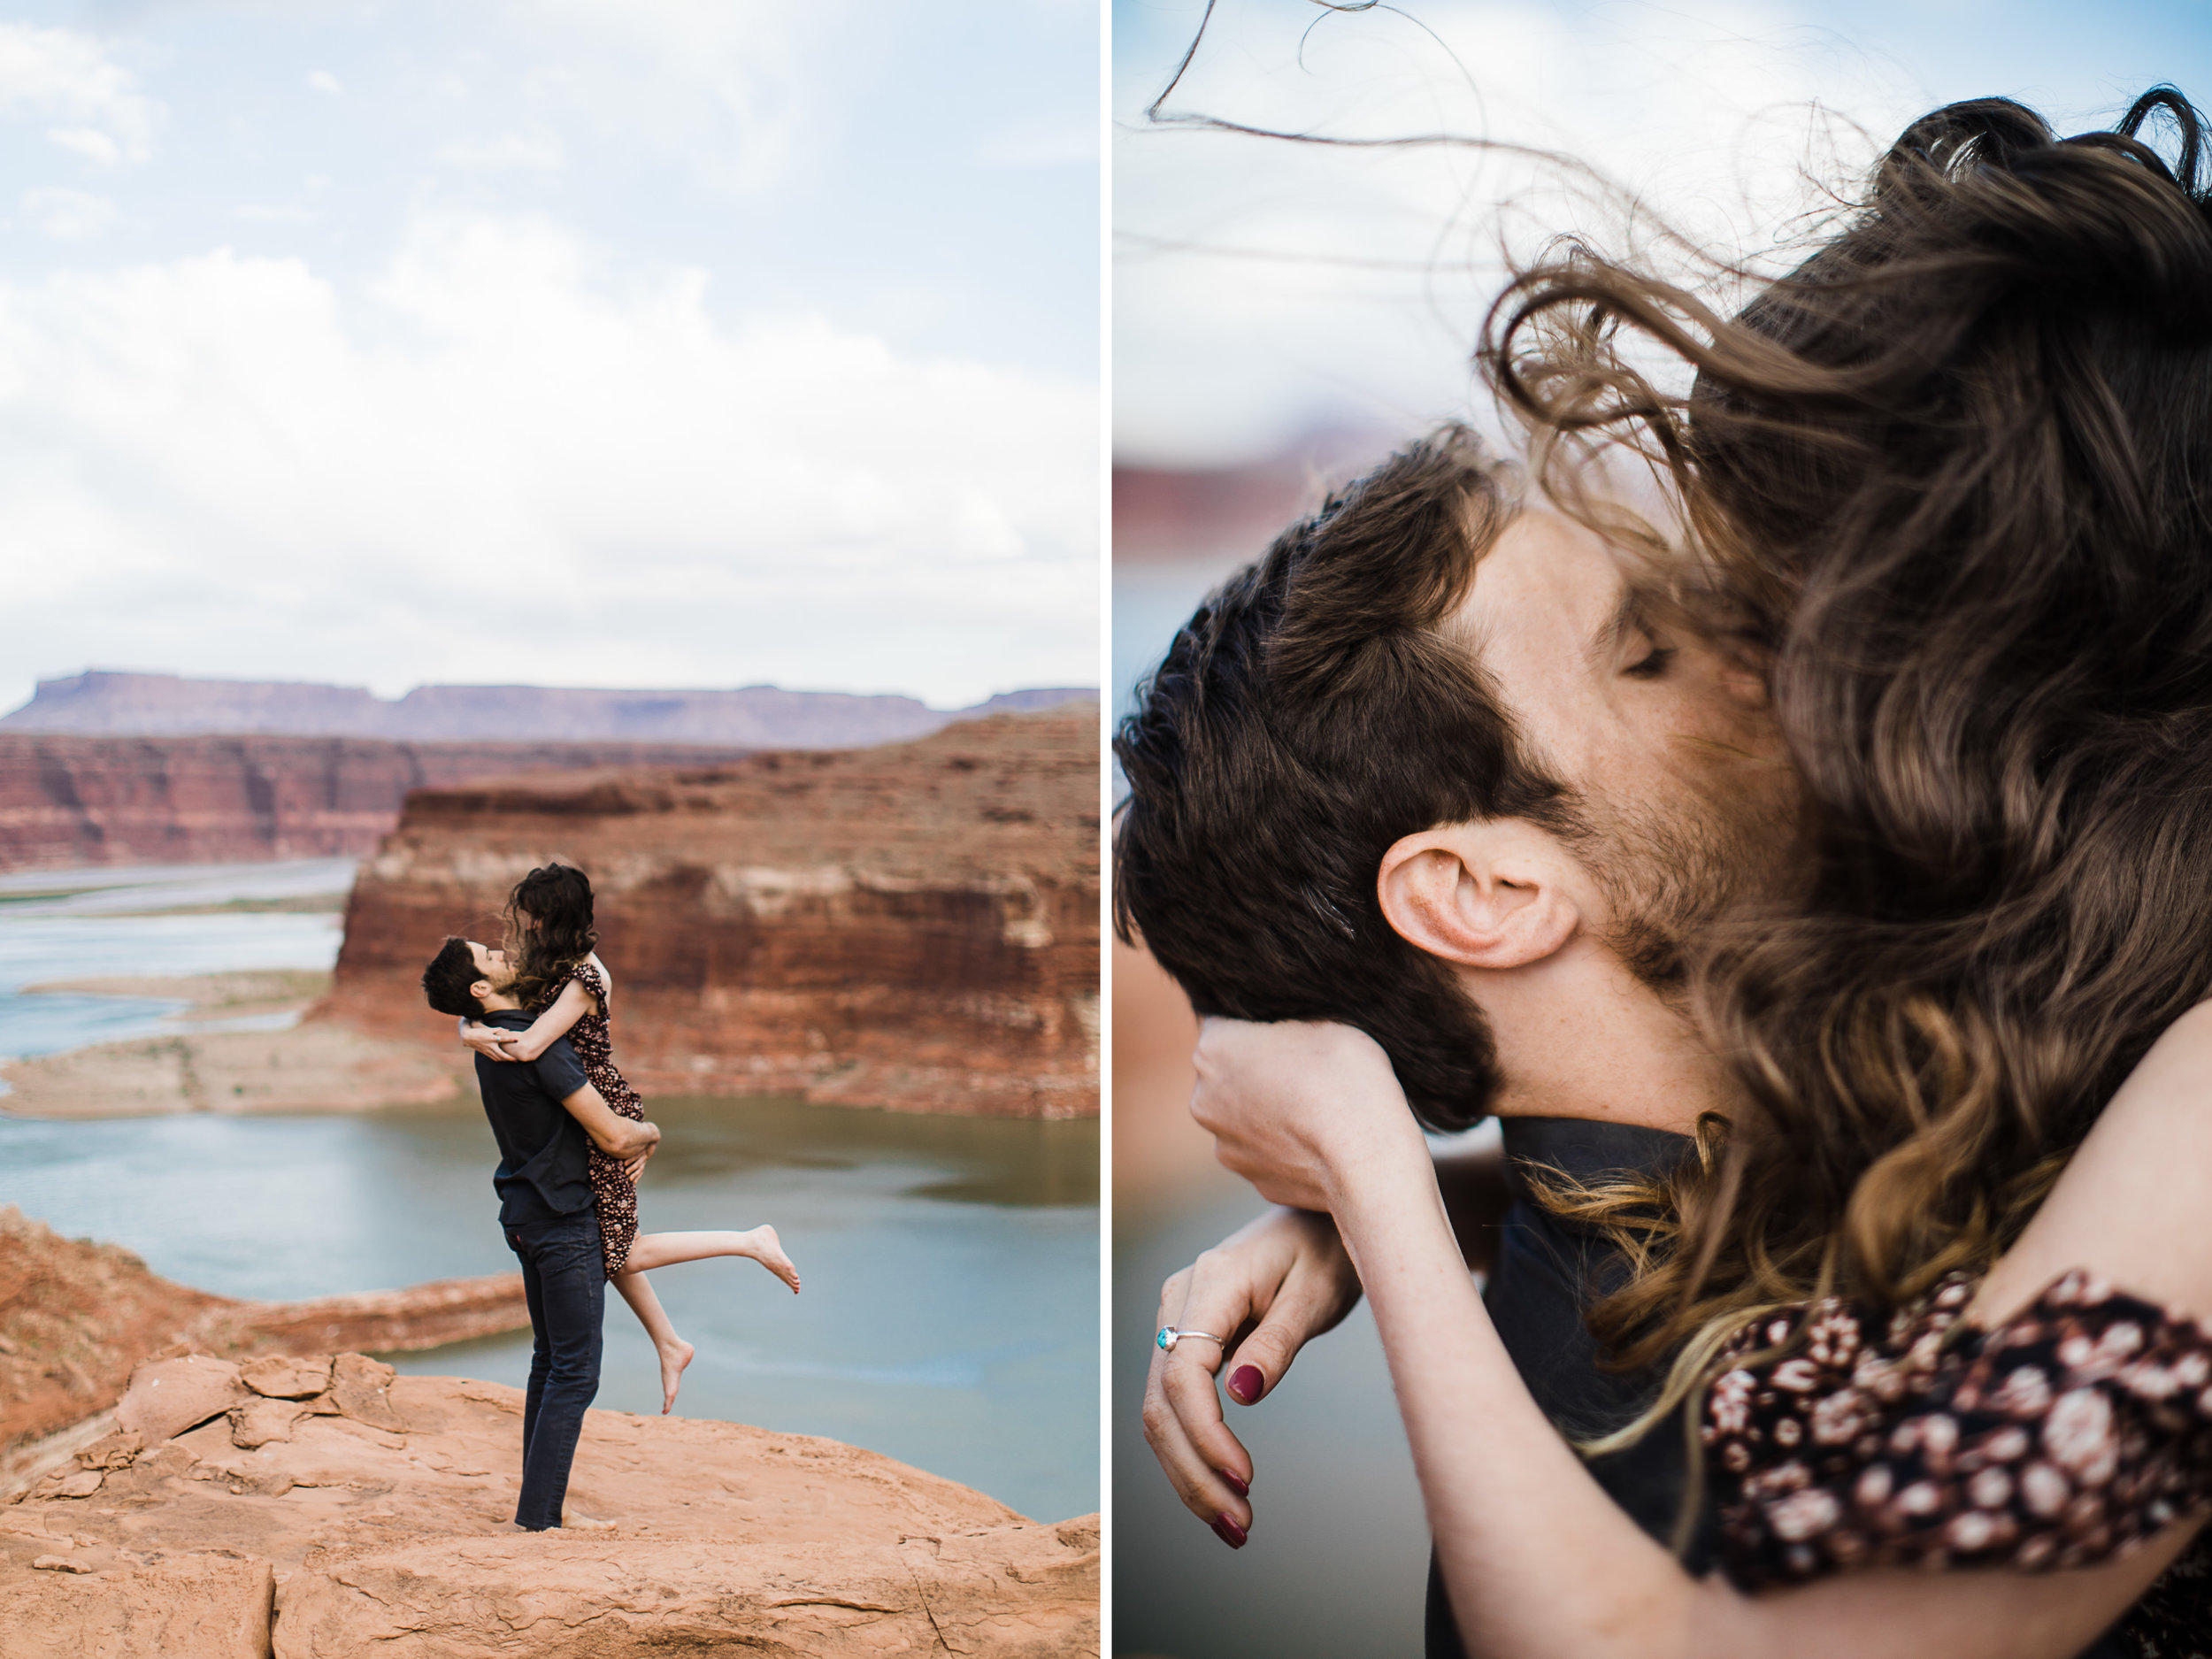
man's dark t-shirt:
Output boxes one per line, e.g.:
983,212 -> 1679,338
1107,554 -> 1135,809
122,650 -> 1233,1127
473,1008 -> 594,1225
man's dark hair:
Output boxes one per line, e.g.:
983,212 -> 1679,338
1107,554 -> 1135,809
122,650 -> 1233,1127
1112,425 -> 1577,1132
422,935 -> 487,1020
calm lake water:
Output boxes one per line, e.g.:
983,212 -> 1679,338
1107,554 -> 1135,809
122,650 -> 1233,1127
0,859 -> 351,1062
0,860 -> 1100,1523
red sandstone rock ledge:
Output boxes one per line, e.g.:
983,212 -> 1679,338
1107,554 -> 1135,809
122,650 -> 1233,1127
0,1212 -> 1096,1654
2,1354 -> 1097,1658
325,710 -> 1100,1119
0,1208 -> 525,1470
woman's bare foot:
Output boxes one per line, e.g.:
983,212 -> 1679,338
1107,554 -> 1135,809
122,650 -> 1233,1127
657,1336 -> 695,1415
743,1225 -> 802,1293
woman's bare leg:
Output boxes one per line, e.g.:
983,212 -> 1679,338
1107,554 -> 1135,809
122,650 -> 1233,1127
611,1269 -> 694,1414
623,1227 -> 802,1293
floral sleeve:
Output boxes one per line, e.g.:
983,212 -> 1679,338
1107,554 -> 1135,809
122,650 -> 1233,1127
568,957 -> 608,1011
1707,1270 -> 2212,1586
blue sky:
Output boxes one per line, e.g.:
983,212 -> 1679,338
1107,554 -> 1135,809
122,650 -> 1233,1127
0,0 -> 1100,710
1115,0 -> 2212,466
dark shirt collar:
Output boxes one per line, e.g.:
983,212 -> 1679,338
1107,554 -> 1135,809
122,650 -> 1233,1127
1498,1115 -> 1695,1204
482,1007 -> 533,1029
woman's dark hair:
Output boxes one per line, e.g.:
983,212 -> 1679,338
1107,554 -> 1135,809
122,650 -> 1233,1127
1482,88 -> 2212,1382
506,863 -> 598,1013
421,935 -> 487,1020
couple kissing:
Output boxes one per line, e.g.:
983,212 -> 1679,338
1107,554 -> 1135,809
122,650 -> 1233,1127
420,861 -> 801,1533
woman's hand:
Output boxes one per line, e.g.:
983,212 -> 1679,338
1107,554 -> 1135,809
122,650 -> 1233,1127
459,1022 -> 519,1063
1143,1207 -> 1363,1546
1189,1018 -> 1430,1212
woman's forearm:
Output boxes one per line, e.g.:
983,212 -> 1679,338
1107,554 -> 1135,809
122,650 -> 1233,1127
509,979 -> 594,1061
1328,1146 -> 2183,1659
1329,1149 -> 1710,1659
1187,1016 -> 2175,1657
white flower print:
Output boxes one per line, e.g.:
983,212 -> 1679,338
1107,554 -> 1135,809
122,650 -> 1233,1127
1919,1413 -> 1959,1458
1806,1309 -> 1862,1368
1946,1510 -> 2001,1551
1969,1467 -> 2014,1510
2020,1461 -> 2070,1517
1811,1388 -> 1871,1446
2045,1388 -> 2118,1485
1767,1487 -> 1841,1542
1773,1357 -> 1822,1393
1710,1370 -> 1755,1435
1989,1363 -> 2054,1418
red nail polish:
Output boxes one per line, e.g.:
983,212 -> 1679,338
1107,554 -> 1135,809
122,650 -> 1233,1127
1211,1512 -> 1248,1549
1218,1469 -> 1248,1498
1226,1365 -> 1263,1404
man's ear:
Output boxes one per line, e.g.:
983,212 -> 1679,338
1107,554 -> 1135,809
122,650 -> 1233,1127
1377,821 -> 1583,971
470,979 -> 495,1006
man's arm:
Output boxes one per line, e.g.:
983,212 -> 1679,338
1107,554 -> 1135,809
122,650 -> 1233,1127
557,1079 -> 660,1161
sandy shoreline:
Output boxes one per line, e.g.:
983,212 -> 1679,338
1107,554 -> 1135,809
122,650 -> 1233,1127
1,970 -> 470,1119
23,970 -> 334,1021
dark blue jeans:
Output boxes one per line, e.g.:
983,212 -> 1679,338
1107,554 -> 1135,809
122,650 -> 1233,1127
503,1209 -> 604,1530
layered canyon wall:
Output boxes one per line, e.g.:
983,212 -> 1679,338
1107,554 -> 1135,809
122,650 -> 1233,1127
325,710 -> 1098,1118
0,734 -> 753,872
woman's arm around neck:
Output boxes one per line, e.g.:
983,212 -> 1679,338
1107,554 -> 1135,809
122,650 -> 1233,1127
503,975 -> 599,1064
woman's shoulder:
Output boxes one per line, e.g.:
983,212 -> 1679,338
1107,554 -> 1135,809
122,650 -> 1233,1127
1972,1002 -> 2212,1330
569,954 -> 610,1005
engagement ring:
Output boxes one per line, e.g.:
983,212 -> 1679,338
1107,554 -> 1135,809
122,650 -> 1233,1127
1156,1326 -> 1224,1352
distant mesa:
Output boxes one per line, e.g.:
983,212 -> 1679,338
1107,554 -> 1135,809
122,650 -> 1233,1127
0,672 -> 1097,873
2,670 -> 1094,748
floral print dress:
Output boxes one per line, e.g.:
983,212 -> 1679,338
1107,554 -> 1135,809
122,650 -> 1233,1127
1706,1270 -> 2212,1655
527,957 -> 644,1279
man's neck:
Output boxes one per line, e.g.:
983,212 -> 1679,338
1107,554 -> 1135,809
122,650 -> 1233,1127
480,994 -> 525,1016
1468,934 -> 1732,1136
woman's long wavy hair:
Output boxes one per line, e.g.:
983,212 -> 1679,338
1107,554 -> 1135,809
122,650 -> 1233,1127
505,863 -> 598,1013
1486,88 -> 2212,1430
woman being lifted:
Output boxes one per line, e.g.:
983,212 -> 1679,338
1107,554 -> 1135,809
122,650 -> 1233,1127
464,862 -> 801,1413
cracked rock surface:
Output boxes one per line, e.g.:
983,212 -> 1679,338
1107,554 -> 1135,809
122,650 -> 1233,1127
2,1354 -> 1099,1657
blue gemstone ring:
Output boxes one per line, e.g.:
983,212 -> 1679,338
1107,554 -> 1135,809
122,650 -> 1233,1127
1156,1326 -> 1225,1353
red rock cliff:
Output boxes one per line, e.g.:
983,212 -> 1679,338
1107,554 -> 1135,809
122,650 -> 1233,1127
325,711 -> 1099,1118
0,734 -> 749,872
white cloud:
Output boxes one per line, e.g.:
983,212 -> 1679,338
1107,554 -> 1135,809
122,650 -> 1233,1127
497,0 -> 841,190
0,213 -> 1097,706
441,131 -> 566,172
0,23 -> 163,165
978,113 -> 1099,170
21,187 -> 115,241
1114,0 -> 1926,465
306,70 -> 342,97
47,126 -> 123,165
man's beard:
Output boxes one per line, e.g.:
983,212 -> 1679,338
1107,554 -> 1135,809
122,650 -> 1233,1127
1578,756 -> 1808,994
